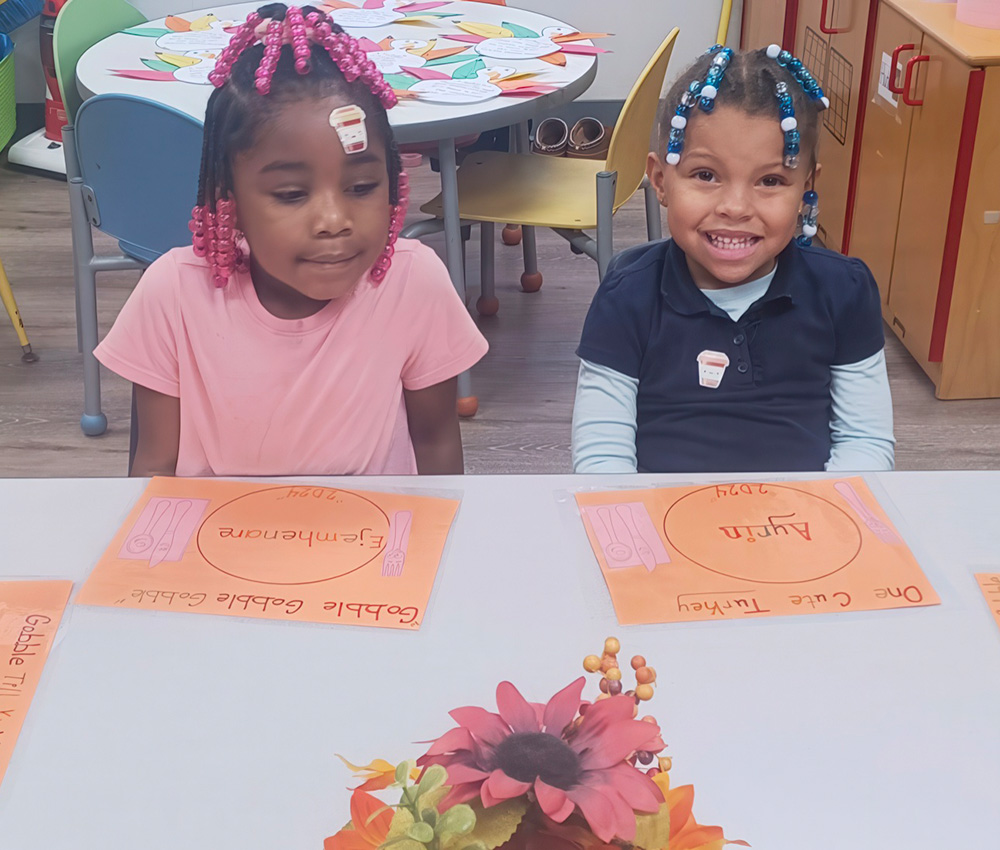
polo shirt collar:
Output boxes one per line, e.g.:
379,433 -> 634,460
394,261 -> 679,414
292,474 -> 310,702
660,239 -> 801,316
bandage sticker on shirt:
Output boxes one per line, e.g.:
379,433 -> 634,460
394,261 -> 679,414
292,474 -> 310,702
76,477 -> 461,630
696,349 -> 729,388
576,477 -> 939,625
330,104 -> 368,153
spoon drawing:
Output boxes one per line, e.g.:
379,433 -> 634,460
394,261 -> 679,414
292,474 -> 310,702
148,500 -> 192,568
126,500 -> 170,554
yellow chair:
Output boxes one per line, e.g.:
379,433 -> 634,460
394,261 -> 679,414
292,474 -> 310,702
0,254 -> 37,362
418,28 -> 679,314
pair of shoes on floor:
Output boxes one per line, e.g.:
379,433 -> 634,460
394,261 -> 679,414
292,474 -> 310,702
531,116 -> 611,159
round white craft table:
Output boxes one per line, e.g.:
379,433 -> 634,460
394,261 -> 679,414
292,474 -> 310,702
75,1 -> 599,408
76,1 -> 599,145
1,472 -> 999,848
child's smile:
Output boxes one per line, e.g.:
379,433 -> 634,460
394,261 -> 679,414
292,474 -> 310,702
648,105 -> 813,291
231,94 -> 392,319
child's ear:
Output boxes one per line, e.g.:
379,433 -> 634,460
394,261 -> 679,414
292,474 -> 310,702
806,161 -> 822,190
646,151 -> 668,207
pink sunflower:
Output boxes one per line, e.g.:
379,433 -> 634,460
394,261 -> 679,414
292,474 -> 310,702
417,676 -> 665,844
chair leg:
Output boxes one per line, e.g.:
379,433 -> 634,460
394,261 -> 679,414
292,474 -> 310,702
596,170 -> 617,282
643,176 -> 663,242
477,222 -> 499,316
502,224 -> 522,245
68,175 -> 107,436
520,226 -> 542,292
0,257 -> 37,362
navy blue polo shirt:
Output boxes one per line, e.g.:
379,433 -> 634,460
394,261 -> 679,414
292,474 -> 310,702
577,238 -> 884,472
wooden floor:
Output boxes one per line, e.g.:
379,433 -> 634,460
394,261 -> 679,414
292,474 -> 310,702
2,153 -> 1000,477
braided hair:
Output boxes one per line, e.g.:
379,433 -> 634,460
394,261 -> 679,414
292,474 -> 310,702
658,47 -> 825,172
190,3 -> 408,287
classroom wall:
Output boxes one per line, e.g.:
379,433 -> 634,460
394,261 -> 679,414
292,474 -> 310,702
11,0 -> 741,102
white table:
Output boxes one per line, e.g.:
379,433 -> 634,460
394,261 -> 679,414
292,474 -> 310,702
76,1 -> 599,409
2,473 -> 999,848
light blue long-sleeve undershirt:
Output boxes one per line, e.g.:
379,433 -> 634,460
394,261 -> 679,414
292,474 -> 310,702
572,269 -> 895,473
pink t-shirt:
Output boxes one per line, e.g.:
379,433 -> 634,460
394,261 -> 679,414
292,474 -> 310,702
95,239 -> 488,476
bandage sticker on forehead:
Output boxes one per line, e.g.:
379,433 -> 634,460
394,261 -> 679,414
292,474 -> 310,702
329,104 -> 369,153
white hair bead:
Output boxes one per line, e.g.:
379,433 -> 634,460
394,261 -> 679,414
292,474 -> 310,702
766,44 -> 781,59
802,223 -> 818,237
780,116 -> 798,132
666,152 -> 681,165
821,96 -> 830,109
671,114 -> 687,129
701,84 -> 718,99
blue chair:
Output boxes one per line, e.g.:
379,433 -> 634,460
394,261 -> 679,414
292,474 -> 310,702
64,93 -> 203,435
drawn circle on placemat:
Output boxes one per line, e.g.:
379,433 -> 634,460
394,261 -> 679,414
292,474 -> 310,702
197,487 -> 389,585
662,484 -> 862,584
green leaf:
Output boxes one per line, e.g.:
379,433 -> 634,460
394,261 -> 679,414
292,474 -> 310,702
395,761 -> 411,786
420,809 -> 438,829
123,27 -> 172,37
141,58 -> 177,73
502,22 -> 539,39
437,803 -> 476,839
453,59 -> 486,80
384,808 -> 424,850
457,798 -> 528,850
407,823 -> 435,844
417,764 -> 447,798
633,802 -> 671,850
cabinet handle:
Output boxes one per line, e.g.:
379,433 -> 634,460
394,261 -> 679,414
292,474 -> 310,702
820,0 -> 850,33
889,43 -> 916,94
902,54 -> 929,106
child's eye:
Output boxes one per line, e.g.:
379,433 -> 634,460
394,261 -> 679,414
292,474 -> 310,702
760,175 -> 785,188
347,182 -> 380,196
693,170 -> 715,182
273,190 -> 307,203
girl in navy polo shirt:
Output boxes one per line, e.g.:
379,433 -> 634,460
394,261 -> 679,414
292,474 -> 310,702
573,45 -> 894,473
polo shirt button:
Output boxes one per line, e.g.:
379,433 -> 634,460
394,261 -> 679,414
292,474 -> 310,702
737,362 -> 749,374
733,334 -> 745,345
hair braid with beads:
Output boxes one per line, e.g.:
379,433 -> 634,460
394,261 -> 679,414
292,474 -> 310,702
190,3 -> 408,288
658,46 -> 825,172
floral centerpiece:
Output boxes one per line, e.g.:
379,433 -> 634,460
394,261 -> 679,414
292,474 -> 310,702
326,639 -> 747,850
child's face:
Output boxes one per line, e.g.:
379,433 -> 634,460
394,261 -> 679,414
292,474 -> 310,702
231,94 -> 392,318
647,105 -> 813,290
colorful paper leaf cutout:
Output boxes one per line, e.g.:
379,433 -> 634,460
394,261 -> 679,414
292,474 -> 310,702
539,52 -> 567,66
189,14 -> 217,31
142,58 -> 178,73
552,32 -> 611,43
156,52 -> 200,67
396,1 -> 450,11
499,85 -> 557,97
423,45 -> 470,60
453,58 -> 486,79
122,27 -> 172,38
501,21 -> 539,39
358,36 -> 384,52
457,21 -> 511,39
363,0 -> 385,8
403,65 -> 452,81
111,69 -> 175,81
424,53 -> 477,67
164,15 -> 192,32
559,43 -> 609,55
381,73 -> 418,89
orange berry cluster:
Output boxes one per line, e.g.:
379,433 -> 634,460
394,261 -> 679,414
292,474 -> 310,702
582,637 -> 658,702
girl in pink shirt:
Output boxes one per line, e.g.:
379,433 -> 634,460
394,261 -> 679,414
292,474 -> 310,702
96,3 -> 488,478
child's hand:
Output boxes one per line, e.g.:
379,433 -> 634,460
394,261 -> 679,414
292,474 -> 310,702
130,385 -> 181,477
404,378 -> 464,475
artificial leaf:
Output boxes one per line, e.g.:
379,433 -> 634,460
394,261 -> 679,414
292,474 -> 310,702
459,797 -> 529,850
395,761 -> 411,785
408,823 -> 435,843
385,807 -> 424,850
122,27 -> 172,38
141,58 -> 177,73
417,764 -> 447,797
633,803 -> 671,850
453,59 -> 486,80
437,803 -> 476,842
501,22 -> 539,39
457,21 -> 511,39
